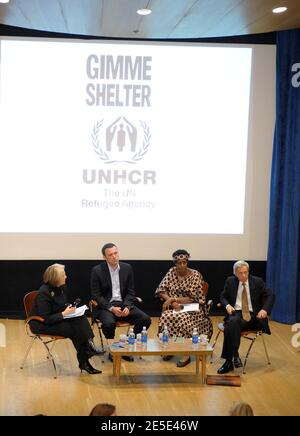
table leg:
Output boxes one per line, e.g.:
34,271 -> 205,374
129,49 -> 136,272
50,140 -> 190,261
201,356 -> 207,384
196,355 -> 200,375
112,355 -> 116,375
116,356 -> 121,384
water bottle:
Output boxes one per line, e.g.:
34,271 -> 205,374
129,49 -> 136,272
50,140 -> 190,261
128,327 -> 135,346
162,326 -> 169,345
192,327 -> 198,344
141,326 -> 148,344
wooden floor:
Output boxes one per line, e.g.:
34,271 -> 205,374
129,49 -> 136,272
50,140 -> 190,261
0,317 -> 299,416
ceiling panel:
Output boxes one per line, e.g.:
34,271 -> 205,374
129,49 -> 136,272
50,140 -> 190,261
0,0 -> 300,39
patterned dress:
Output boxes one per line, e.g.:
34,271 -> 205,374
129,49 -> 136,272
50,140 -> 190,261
155,267 -> 213,339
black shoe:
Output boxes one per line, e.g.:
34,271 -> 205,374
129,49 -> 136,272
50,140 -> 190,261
88,339 -> 103,355
176,357 -> 191,368
108,353 -> 133,362
233,356 -> 243,368
162,355 -> 173,361
217,359 -> 234,374
79,361 -> 102,374
122,355 -> 134,362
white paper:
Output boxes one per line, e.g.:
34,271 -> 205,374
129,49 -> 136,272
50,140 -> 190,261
64,304 -> 88,318
173,303 -> 199,314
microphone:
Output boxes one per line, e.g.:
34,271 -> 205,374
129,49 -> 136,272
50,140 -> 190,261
71,298 -> 81,307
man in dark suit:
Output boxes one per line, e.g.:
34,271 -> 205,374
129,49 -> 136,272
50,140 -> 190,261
217,260 -> 274,374
91,243 -> 151,347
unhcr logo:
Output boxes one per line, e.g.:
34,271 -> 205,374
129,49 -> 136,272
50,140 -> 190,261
84,115 -> 156,185
91,116 -> 151,164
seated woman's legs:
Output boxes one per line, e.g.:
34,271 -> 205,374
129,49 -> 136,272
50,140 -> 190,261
30,317 -> 101,374
67,317 -> 102,374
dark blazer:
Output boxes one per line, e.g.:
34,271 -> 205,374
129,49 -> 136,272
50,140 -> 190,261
29,283 -> 93,349
91,261 -> 136,310
220,275 -> 274,334
30,284 -> 68,325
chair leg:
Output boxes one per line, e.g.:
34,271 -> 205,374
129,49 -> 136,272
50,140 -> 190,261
89,313 -> 105,355
49,340 -> 57,353
20,337 -> 36,369
20,336 -> 59,378
242,335 -> 257,374
242,332 -> 270,374
261,333 -> 271,365
98,326 -> 105,352
94,323 -> 106,363
210,330 -> 221,363
39,337 -> 59,379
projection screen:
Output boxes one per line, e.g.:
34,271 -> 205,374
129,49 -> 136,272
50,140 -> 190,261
0,38 -> 275,260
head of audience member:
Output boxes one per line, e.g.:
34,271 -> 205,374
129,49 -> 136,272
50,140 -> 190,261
89,403 -> 117,416
233,260 -> 249,284
43,263 -> 66,287
229,401 -> 254,416
172,249 -> 190,276
102,243 -> 119,269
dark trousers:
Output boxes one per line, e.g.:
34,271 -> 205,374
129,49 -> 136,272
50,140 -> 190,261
30,316 -> 93,365
221,311 -> 263,360
97,306 -> 151,339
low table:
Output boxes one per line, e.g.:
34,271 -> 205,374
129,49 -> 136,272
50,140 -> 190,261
110,338 -> 213,384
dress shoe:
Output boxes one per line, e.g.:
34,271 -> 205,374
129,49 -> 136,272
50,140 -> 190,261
233,356 -> 243,368
217,359 -> 234,374
162,355 -> 173,361
176,356 -> 191,368
79,361 -> 102,374
122,355 -> 134,362
108,353 -> 133,362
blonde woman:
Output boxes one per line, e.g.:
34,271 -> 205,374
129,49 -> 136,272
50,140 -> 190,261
29,263 -> 101,374
229,401 -> 254,416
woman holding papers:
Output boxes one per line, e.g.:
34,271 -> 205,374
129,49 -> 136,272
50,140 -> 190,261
155,249 -> 213,367
29,263 -> 101,374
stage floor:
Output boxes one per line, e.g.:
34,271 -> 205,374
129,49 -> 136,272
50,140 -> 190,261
0,317 -> 299,416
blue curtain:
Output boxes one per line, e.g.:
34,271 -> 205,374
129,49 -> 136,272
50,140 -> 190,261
266,30 -> 300,324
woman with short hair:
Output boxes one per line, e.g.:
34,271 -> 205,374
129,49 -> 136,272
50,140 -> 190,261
29,263 -> 101,374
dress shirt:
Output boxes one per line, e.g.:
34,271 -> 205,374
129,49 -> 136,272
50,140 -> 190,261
234,280 -> 253,312
108,263 -> 122,302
